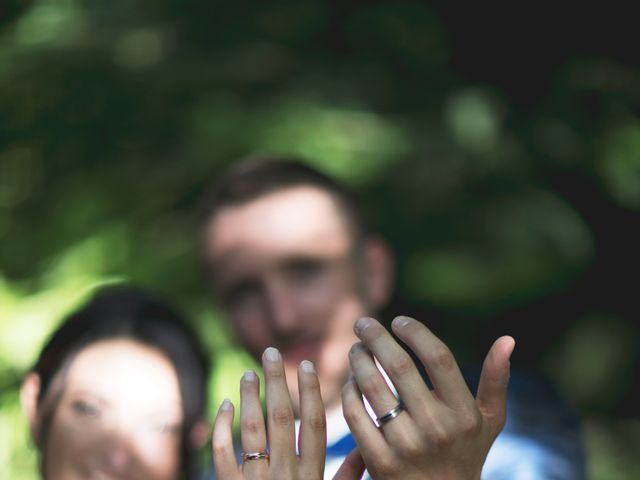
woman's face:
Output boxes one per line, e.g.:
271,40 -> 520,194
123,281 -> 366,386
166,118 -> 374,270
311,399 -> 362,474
42,339 -> 185,480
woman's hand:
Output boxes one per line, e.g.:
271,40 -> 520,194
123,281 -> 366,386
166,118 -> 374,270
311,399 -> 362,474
342,316 -> 515,480
212,346 -> 365,480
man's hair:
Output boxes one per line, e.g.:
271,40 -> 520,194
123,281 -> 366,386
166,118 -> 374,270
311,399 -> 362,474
199,154 -> 370,243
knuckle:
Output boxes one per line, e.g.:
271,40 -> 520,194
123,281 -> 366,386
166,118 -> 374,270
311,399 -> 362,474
396,433 -> 423,458
270,406 -> 294,427
388,354 -> 414,377
428,346 -> 456,371
212,441 -> 230,460
426,423 -> 453,451
305,413 -> 326,434
358,374 -> 384,398
342,403 -> 359,426
372,454 -> 397,477
460,410 -> 482,436
240,417 -> 263,434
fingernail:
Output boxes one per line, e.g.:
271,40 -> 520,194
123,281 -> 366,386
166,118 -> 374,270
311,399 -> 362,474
392,316 -> 411,328
264,347 -> 280,362
344,374 -> 357,386
354,317 -> 374,335
243,370 -> 257,382
220,398 -> 232,411
349,342 -> 367,356
300,360 -> 315,373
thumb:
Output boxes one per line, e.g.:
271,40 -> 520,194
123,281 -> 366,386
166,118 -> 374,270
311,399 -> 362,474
476,335 -> 515,435
332,447 -> 365,480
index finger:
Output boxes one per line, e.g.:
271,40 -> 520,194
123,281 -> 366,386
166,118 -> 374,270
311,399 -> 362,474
388,316 -> 474,409
212,399 -> 241,479
352,316 -> 434,415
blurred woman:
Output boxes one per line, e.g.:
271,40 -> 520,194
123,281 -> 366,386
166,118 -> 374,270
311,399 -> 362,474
20,285 -> 210,480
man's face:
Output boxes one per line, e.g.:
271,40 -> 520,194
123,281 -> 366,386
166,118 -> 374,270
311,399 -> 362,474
203,186 -> 368,411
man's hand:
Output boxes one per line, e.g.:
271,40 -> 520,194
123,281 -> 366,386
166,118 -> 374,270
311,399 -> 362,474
342,316 -> 515,480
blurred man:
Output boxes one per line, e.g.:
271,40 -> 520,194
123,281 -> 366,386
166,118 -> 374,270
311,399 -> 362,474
199,156 -> 585,479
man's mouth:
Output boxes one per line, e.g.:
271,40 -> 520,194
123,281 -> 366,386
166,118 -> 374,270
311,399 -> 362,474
280,339 -> 322,364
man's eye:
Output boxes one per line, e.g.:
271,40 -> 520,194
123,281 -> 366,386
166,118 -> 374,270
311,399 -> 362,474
72,400 -> 101,418
287,260 -> 324,282
224,281 -> 261,307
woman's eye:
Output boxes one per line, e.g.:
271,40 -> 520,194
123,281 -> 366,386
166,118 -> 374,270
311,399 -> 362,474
151,422 -> 180,434
153,422 -> 169,433
72,400 -> 101,418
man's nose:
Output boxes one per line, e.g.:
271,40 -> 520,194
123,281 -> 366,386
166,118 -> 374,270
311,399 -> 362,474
265,279 -> 301,334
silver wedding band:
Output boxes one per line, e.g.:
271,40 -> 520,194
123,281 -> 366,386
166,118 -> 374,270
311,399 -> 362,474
376,402 -> 404,427
242,450 -> 270,462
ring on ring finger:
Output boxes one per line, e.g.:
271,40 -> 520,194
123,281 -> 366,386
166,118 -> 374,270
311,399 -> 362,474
242,450 -> 270,462
376,401 -> 405,428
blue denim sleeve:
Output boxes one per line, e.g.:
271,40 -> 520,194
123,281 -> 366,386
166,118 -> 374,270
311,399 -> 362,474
463,366 -> 586,480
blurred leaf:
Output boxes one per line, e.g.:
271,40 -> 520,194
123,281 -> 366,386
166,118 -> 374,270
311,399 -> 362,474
0,390 -> 37,480
444,89 -> 503,153
544,315 -> 638,410
596,121 -> 640,210
254,99 -> 412,183
12,0 -> 85,48
405,189 -> 594,312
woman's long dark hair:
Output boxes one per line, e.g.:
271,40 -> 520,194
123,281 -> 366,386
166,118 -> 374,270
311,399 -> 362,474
30,284 -> 210,479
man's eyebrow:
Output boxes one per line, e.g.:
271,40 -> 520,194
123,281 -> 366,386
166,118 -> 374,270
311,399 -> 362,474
208,259 -> 258,290
206,249 -> 245,276
281,256 -> 326,267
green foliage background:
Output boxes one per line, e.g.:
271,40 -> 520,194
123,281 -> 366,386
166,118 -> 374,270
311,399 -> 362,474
1,1 -> 639,478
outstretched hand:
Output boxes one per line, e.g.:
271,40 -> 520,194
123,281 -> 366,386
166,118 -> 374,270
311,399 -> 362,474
212,347 -> 366,480
342,316 -> 515,480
